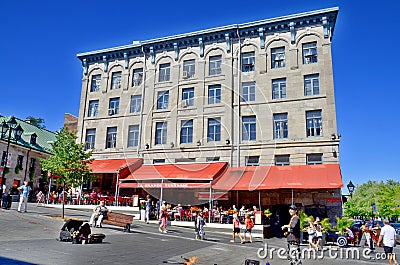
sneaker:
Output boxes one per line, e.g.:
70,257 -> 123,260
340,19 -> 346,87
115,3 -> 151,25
163,230 -> 167,233
230,240 -> 235,243
159,228 -> 162,232
241,241 -> 245,244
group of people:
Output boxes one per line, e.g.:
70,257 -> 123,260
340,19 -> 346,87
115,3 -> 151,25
306,216 -> 324,251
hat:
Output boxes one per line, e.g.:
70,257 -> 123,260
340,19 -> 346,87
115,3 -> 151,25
289,205 -> 297,211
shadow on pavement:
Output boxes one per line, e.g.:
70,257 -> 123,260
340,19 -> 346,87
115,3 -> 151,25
0,256 -> 37,264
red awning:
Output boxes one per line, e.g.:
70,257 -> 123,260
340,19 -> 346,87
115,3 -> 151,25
89,158 -> 142,174
119,182 -> 211,189
212,164 -> 343,191
120,162 -> 228,181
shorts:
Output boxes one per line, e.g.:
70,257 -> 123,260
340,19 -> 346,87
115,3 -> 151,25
244,228 -> 252,234
233,227 -> 240,234
384,246 -> 393,254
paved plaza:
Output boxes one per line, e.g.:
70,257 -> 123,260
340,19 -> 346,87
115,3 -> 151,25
0,203 -> 398,265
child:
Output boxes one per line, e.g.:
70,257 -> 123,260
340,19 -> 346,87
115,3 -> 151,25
243,214 -> 254,243
231,213 -> 244,243
195,211 -> 206,240
159,206 -> 168,233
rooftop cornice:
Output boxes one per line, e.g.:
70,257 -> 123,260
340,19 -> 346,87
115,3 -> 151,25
77,7 -> 338,62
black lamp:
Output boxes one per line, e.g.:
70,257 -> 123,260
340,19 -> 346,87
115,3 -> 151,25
347,181 -> 355,197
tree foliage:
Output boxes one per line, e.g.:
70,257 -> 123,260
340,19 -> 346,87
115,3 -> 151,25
344,180 -> 400,218
25,116 -> 46,129
40,127 -> 94,187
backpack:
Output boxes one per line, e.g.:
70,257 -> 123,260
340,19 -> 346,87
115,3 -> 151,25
247,219 -> 254,229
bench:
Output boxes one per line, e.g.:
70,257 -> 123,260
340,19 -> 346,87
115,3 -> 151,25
102,212 -> 134,232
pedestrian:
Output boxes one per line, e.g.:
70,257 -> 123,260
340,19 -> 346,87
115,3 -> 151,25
195,211 -> 206,240
36,190 -> 46,206
307,217 -> 318,250
159,205 -> 168,233
377,219 -> 398,265
243,214 -> 254,243
17,181 -> 32,213
314,217 -> 324,250
281,205 -> 301,264
145,195 -> 152,224
231,213 -> 244,243
360,221 -> 374,250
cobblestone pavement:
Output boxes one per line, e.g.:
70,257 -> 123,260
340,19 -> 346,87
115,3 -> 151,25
0,203 -> 398,265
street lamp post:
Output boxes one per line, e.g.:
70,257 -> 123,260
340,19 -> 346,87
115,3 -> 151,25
1,117 -> 24,186
347,180 -> 355,198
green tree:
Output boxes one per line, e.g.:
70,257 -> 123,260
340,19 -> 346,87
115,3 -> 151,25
25,116 -> 46,129
344,180 -> 400,218
40,127 -> 94,218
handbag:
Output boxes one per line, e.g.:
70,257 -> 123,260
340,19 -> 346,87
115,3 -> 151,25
286,232 -> 298,243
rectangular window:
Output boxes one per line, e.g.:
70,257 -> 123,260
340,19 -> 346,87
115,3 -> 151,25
88,100 -> 99,117
159,63 -> 170,82
111,71 -> 122,90
209,56 -> 222,75
306,110 -> 322,137
155,122 -> 167,145
180,120 -> 193,144
29,158 -> 36,171
153,159 -> 165,164
127,125 -> 139,147
90,75 -> 101,92
271,47 -> 286,68
208,85 -> 221,104
242,116 -> 256,141
273,113 -> 288,139
130,95 -> 142,113
183,59 -> 195,78
157,91 -> 169,110
304,74 -> 320,96
106,127 -> 117,149
303,42 -> 318,64
182,88 -> 194,107
307,154 -> 323,165
1,151 -> 6,167
108,97 -> 120,115
16,155 -> 24,169
245,156 -> 259,166
207,118 -> 221,142
132,68 -> 143,86
275,155 -> 290,166
272,78 -> 287,99
206,157 -> 220,162
241,82 -> 256,102
175,158 -> 196,163
85,129 -> 96,150
242,52 -> 255,72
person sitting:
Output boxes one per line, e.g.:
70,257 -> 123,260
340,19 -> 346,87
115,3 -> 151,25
89,201 -> 110,227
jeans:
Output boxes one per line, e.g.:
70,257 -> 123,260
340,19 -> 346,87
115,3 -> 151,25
18,196 -> 28,212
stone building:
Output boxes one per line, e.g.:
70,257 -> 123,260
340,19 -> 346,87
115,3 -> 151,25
0,116 -> 57,192
76,7 -> 343,221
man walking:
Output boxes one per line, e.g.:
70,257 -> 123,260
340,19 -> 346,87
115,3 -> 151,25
17,181 -> 32,212
377,219 -> 398,265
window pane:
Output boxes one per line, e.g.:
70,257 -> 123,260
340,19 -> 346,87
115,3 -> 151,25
182,88 -> 194,106
159,63 -> 170,82
106,127 -> 117,149
155,122 -> 167,145
242,82 -> 256,102
157,91 -> 169,110
180,120 -> 193,144
306,110 -> 322,137
85,129 -> 96,150
242,116 -> 256,141
130,95 -> 142,113
273,113 -> 288,139
111,72 -> 122,90
242,52 -> 255,72
246,156 -> 259,166
183,60 -> 195,78
207,118 -> 221,142
128,125 -> 139,147
304,74 -> 320,96
90,75 -> 101,92
307,154 -> 323,165
272,78 -> 286,99
275,155 -> 290,166
132,68 -> 143,86
88,100 -> 99,117
208,85 -> 221,104
109,98 -> 120,115
271,47 -> 286,68
209,56 -> 222,75
303,42 -> 318,64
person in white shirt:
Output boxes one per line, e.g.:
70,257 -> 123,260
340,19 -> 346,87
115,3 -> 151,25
377,219 -> 398,265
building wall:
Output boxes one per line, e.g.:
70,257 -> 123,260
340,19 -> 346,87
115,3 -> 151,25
76,8 -> 340,167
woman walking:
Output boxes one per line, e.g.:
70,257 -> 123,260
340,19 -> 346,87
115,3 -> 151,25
159,206 -> 168,233
231,213 -> 244,243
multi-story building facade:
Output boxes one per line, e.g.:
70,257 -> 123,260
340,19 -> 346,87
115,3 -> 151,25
0,116 -> 57,193
76,7 -> 343,220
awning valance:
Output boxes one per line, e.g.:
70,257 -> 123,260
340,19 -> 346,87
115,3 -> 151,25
89,158 -> 142,174
120,162 -> 227,181
119,182 -> 212,189
212,164 -> 343,191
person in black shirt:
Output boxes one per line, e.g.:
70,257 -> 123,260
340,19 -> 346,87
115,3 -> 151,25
282,205 -> 301,264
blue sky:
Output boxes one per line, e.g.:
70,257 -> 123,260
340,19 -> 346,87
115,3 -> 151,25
0,0 -> 398,187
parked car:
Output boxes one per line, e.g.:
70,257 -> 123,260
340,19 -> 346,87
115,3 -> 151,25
396,229 -> 400,244
390,222 -> 400,232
